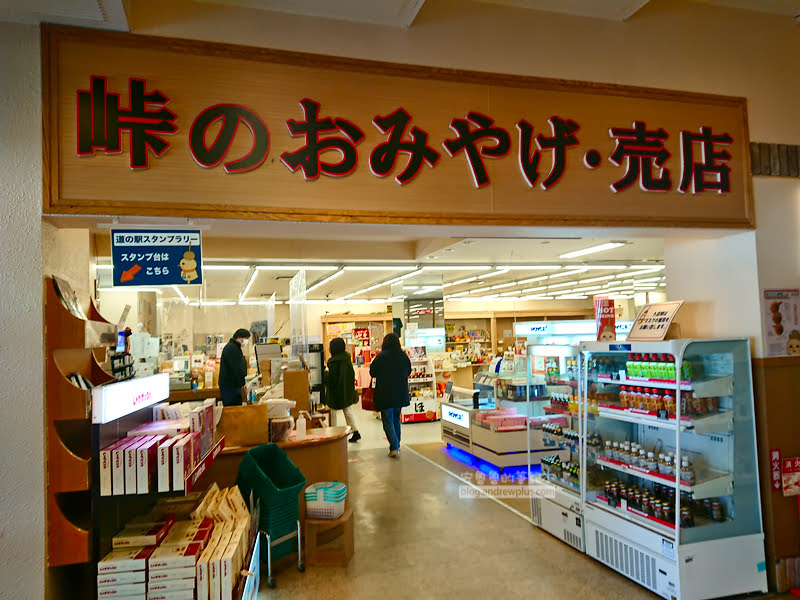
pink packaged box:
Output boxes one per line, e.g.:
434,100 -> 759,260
112,437 -> 141,496
99,438 -> 129,497
172,434 -> 198,491
125,436 -> 153,495
127,419 -> 191,439
502,416 -> 527,427
137,434 -> 166,494
188,431 -> 202,466
112,521 -> 172,549
148,542 -> 204,571
97,546 -> 156,574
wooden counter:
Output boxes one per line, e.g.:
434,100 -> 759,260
195,426 -> 350,523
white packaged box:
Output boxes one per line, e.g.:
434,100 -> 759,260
112,521 -> 172,549
172,434 -> 197,492
148,542 -> 204,571
219,541 -> 239,600
127,418 -> 191,438
148,577 -> 195,592
137,434 -> 166,494
195,542 -> 216,600
97,547 -> 156,574
112,437 -> 140,496
96,582 -> 146,597
149,590 -> 194,600
157,435 -> 184,492
99,438 -> 129,497
148,566 -> 197,581
152,402 -> 169,420
125,436 -> 152,495
97,570 -> 146,587
208,533 -> 232,600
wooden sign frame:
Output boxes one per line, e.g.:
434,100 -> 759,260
42,25 -> 754,228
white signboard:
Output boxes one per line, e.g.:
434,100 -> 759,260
92,373 -> 169,424
441,404 -> 471,429
626,301 -> 684,341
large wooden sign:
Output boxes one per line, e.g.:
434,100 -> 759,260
43,25 -> 753,228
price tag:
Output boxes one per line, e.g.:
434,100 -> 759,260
657,409 -> 669,420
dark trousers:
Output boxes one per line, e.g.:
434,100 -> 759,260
380,407 -> 403,451
220,385 -> 243,407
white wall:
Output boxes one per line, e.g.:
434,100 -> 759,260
664,232 -> 762,350
42,225 -> 92,312
0,21 -> 45,600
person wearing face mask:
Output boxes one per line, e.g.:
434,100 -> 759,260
218,328 -> 251,406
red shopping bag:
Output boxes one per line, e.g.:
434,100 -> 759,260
361,379 -> 375,411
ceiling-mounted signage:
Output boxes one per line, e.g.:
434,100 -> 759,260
111,229 -> 203,287
44,26 -> 753,228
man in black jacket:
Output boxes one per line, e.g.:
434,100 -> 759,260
219,328 -> 251,406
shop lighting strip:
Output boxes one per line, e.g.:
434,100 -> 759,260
494,265 -> 562,270
342,265 -> 417,271
203,265 -> 251,271
306,269 -> 344,294
98,287 -> 163,294
238,269 -> 258,303
255,265 -> 338,271
559,242 -> 626,258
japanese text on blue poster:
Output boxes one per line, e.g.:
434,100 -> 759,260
111,230 -> 202,287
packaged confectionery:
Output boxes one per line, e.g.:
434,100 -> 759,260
148,566 -> 197,581
192,483 -> 220,519
148,542 -> 204,570
195,542 -> 216,600
125,436 -> 152,495
148,577 -> 196,593
219,541 -> 239,600
127,418 -> 191,439
137,434 -> 166,494
209,532 -> 233,600
149,590 -> 194,600
97,546 -> 157,574
96,582 -> 146,597
112,437 -> 141,496
100,438 -> 130,496
112,521 -> 172,548
158,436 -> 183,492
97,570 -> 146,586
162,526 -> 214,548
227,486 -> 249,519
172,434 -> 196,491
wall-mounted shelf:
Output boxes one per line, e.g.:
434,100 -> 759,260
48,420 -> 92,494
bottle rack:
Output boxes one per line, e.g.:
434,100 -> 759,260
45,277 -> 115,568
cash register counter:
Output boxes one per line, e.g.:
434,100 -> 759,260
195,426 -> 351,522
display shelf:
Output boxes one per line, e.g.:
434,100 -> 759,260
185,437 -> 226,493
48,493 -> 91,566
596,403 -> 733,433
590,498 -> 676,539
596,374 -> 733,397
409,377 -> 434,383
596,456 -> 733,499
446,339 -> 491,344
540,474 -> 581,494
49,350 -> 115,421
48,421 -> 91,494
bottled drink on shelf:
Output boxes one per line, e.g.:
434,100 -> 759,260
664,455 -> 674,477
639,448 -> 647,468
680,458 -> 696,485
658,453 -> 667,474
665,355 -> 677,381
647,451 -> 658,471
619,385 -> 629,408
662,390 -> 675,414
612,442 -> 620,461
650,388 -> 663,411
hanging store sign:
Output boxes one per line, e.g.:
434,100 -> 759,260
44,26 -> 753,228
627,301 -> 684,341
111,229 -> 203,286
91,373 -> 169,424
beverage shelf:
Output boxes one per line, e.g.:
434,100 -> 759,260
596,374 -> 733,397
590,498 -> 676,539
596,456 -> 732,499
596,404 -> 733,433
540,474 -> 581,495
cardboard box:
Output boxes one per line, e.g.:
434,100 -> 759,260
99,438 -> 128,497
96,582 -> 146,597
158,435 -> 184,492
137,434 -> 166,493
97,570 -> 146,587
148,542 -> 204,571
112,437 -> 140,496
148,566 -> 197,581
149,590 -> 194,600
97,547 -> 156,574
112,521 -> 172,549
125,436 -> 152,495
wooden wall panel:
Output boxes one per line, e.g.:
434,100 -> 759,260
44,25 -> 753,228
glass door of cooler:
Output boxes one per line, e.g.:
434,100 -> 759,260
580,339 -> 764,552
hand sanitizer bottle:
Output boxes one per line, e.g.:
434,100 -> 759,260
296,412 -> 307,441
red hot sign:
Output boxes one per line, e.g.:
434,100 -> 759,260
76,76 -> 734,194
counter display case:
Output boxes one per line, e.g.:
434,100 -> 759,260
577,339 -> 766,600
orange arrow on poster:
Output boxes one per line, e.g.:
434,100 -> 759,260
120,264 -> 141,283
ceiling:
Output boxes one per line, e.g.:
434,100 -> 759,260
95,236 -> 665,304
4,0 -> 800,32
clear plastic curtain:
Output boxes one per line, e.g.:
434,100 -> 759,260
266,292 -> 276,339
289,269 -> 307,359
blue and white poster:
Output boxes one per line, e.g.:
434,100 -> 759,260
111,229 -> 203,287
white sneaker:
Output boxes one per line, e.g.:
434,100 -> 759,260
388,450 -> 398,458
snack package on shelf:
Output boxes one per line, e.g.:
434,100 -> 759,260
98,547 -> 157,574
157,435 -> 184,492
148,542 -> 204,570
137,434 -> 167,494
97,570 -> 147,587
125,436 -> 153,495
127,419 -> 191,439
96,581 -> 147,598
112,437 -> 141,496
148,566 -> 197,582
112,521 -> 172,549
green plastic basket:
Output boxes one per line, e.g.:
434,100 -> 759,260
236,444 -> 306,561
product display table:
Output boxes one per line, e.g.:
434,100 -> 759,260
194,426 -> 350,523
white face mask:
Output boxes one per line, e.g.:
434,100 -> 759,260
241,339 -> 249,347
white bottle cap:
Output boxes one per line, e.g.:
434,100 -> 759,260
648,452 -> 654,458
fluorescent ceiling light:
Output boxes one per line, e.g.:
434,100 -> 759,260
404,285 -> 420,290
200,301 -> 237,306
422,266 -> 487,270
521,286 -> 548,293
491,282 -> 517,290
555,295 -> 589,300
306,270 -> 344,293
559,242 -> 625,259
256,265 -> 337,271
581,265 -> 628,270
387,296 -> 406,301
495,265 -> 562,270
203,265 -> 251,271
238,270 -> 258,302
518,275 -> 549,284
343,266 -> 416,270
171,285 -> 189,304
628,264 -> 665,270
470,287 -> 492,294
451,291 -> 470,297
549,268 -> 589,278
399,269 -> 424,280
499,290 -> 522,297
95,264 -> 113,270
98,287 -> 163,294
452,276 -> 478,285
633,276 -> 664,283
476,269 -> 509,280
659,283 -> 666,287
547,282 -> 575,290
579,276 -> 615,284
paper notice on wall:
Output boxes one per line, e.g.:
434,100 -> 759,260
594,297 -> 616,341
763,289 -> 800,357
782,457 -> 800,497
